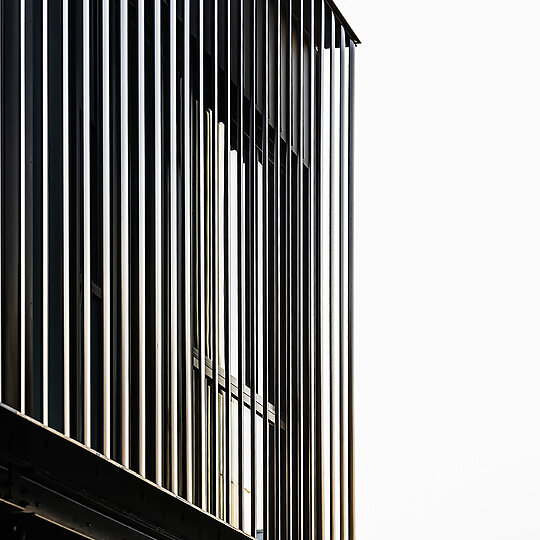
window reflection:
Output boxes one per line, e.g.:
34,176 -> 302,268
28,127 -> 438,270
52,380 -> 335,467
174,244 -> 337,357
243,405 -> 251,534
231,395 -> 239,528
256,413 -> 263,537
217,123 -> 226,372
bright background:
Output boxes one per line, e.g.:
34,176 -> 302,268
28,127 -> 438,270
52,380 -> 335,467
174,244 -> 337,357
340,0 -> 540,538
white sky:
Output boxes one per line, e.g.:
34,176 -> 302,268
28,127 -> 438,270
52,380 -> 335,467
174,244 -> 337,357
341,0 -> 540,538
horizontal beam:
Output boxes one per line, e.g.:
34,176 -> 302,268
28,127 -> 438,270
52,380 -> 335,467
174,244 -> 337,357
0,405 -> 250,540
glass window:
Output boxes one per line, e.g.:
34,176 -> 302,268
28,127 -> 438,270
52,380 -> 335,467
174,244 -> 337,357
217,123 -> 226,371
255,412 -> 263,537
231,395 -> 239,528
229,149 -> 239,380
217,391 -> 225,520
242,404 -> 251,534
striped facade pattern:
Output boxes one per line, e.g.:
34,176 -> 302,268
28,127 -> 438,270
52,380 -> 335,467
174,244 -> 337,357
0,0 -> 357,538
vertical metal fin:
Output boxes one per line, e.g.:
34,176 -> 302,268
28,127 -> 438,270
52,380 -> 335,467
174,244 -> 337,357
318,1 -> 328,536
20,0 -> 26,417
120,0 -> 130,469
347,37 -> 356,540
275,0 -> 282,534
249,0 -> 257,534
287,0 -> 293,536
170,0 -> 179,496
212,0 -> 219,514
83,0 -> 91,447
183,0 -> 193,503
329,10 -> 338,539
338,22 -> 345,540
298,0 -> 305,535
103,0 -> 111,460
198,0 -> 207,510
237,0 -> 244,526
0,0 -> 3,407
224,0 -> 231,522
309,0 -> 316,537
43,0 -> 49,428
137,0 -> 146,478
155,0 -> 163,488
263,0 -> 270,536
62,0 -> 70,438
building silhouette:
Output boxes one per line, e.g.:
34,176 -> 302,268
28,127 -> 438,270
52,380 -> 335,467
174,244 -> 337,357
0,0 -> 358,538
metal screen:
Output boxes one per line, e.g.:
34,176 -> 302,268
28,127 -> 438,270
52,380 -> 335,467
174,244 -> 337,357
0,0 -> 358,538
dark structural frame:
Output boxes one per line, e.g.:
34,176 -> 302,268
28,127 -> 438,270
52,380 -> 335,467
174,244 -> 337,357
0,0 -> 358,538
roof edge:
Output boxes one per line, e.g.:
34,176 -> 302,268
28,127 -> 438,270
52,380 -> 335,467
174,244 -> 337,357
326,0 -> 361,45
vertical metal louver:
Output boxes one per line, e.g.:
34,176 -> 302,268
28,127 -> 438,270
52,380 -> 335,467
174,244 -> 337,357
0,0 -> 358,538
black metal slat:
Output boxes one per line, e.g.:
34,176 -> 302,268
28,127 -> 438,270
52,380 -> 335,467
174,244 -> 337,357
212,0 -> 219,516
0,0 -> 3,408
153,0 -> 163,488
308,0 -> 316,536
249,0 -> 257,533
263,0 -> 270,536
347,36 -> 356,540
298,0 -> 305,535
183,0 -> 194,504
83,0 -> 91,449
287,0 -> 293,536
224,0 -> 232,524
21,0 -> 29,418
198,0 -> 206,509
170,0 -> 179,496
62,0 -> 71,440
120,0 -> 130,472
338,22 -> 345,539
43,0 -> 50,430
237,0 -> 244,526
274,0 -> 282,535
136,0 -> 146,478
315,2 -> 325,535
329,9 -> 336,539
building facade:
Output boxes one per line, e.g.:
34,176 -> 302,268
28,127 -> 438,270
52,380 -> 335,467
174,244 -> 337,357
0,0 -> 358,538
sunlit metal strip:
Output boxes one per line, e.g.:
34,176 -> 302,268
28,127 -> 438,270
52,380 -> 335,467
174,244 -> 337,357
274,0 -> 282,533
338,23 -> 346,540
212,0 -> 219,514
154,0 -> 163,487
224,0 -> 231,522
198,0 -> 207,510
287,0 -> 293,535
137,0 -> 146,476
239,154 -> 246,530
318,2 -> 327,536
170,0 -> 179,496
329,10 -> 340,539
347,37 -> 356,540
262,0 -> 270,535
0,0 -> 2,407
43,0 -> 49,427
62,0 -> 70,438
309,0 -> 316,535
183,0 -> 193,502
103,0 -> 112,459
120,0 -> 130,469
237,0 -> 244,525
83,0 -> 91,446
20,0 -> 26,417
298,0 -> 305,535
249,0 -> 257,533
